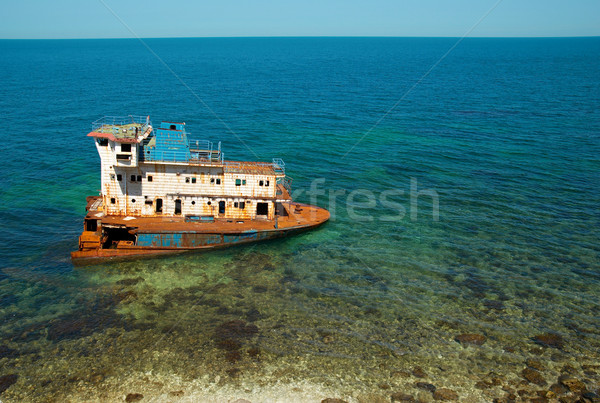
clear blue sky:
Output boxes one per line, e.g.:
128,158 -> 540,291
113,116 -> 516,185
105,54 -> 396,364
1,0 -> 598,39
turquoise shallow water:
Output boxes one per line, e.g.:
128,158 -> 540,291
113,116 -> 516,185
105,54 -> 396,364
0,37 -> 599,401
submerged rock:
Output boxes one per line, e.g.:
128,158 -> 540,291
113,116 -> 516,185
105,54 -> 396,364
246,308 -> 262,322
549,382 -> 568,395
225,350 -> 242,363
582,391 -> 600,401
0,346 -> 19,359
247,347 -> 261,359
390,392 -> 415,402
561,363 -> 577,374
532,333 -> 564,349
90,373 -> 104,384
321,399 -> 348,403
0,374 -> 18,394
125,393 -> 144,402
455,333 -> 486,346
526,358 -> 544,371
115,289 -> 137,302
214,319 -> 259,360
412,366 -> 428,378
47,316 -> 88,340
474,381 -> 489,390
215,320 -> 259,341
558,375 -> 587,393
391,370 -> 412,378
322,334 -> 334,344
483,299 -> 505,310
416,382 -> 436,392
216,338 -> 242,351
0,295 -> 17,306
116,277 -> 144,286
45,293 -> 127,341
433,388 -> 459,401
522,368 -> 546,386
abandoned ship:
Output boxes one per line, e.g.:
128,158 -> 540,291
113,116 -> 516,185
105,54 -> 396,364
71,115 -> 329,263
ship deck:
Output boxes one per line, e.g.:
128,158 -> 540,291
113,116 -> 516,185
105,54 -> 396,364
84,197 -> 327,233
91,123 -> 144,142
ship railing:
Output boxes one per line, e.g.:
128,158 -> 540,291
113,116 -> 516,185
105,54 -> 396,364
272,158 -> 285,175
142,140 -> 224,164
144,149 -> 190,162
189,139 -> 223,163
92,115 -> 151,132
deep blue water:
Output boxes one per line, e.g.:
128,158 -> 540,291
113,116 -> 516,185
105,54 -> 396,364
0,37 -> 599,401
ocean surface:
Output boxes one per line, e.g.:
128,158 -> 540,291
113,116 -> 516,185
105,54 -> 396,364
0,37 -> 599,402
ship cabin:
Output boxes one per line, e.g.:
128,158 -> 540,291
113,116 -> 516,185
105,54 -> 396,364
87,116 -> 291,223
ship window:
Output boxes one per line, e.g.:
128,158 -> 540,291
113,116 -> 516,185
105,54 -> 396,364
175,199 -> 182,215
216,178 -> 221,185
234,202 -> 238,208
218,201 -> 225,214
98,139 -> 108,146
207,201 -> 211,205
210,178 -> 215,184
243,179 -> 247,185
117,174 -> 122,181
259,180 -> 264,186
145,200 -> 152,205
132,199 -> 136,203
147,175 -> 152,182
85,219 -> 97,231
156,198 -> 163,213
136,175 -> 142,182
191,201 -> 196,205
192,177 -> 196,184
186,177 -> 190,183
130,175 -> 136,182
110,198 -> 116,204
239,201 -> 245,209
170,124 -> 176,130
236,179 -> 241,186
256,202 -> 268,216
265,180 -> 270,186
110,174 -> 115,180
121,144 -> 131,152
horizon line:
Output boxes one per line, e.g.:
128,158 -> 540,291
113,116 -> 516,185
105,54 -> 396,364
1,35 -> 599,41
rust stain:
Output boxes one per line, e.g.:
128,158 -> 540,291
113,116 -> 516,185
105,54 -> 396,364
73,116 -> 329,264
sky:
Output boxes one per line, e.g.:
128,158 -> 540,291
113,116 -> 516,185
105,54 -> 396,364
0,0 -> 599,39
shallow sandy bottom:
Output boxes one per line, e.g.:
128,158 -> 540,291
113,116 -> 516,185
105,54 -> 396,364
1,241 -> 599,402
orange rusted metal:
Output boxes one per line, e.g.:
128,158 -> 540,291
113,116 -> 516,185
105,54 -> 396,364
72,116 -> 329,264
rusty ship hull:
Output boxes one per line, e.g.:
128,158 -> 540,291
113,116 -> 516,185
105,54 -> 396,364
72,197 -> 329,264
72,116 -> 329,264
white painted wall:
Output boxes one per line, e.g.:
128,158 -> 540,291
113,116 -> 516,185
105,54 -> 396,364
96,139 -> 280,219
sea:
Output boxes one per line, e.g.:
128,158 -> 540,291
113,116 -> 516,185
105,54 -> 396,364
0,37 -> 599,402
